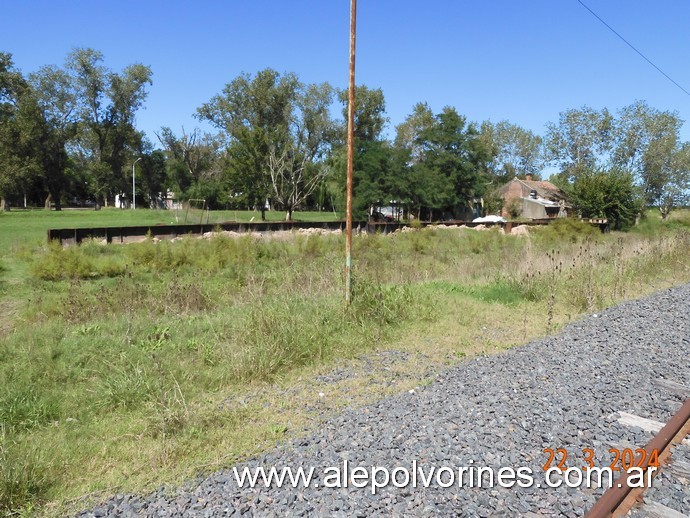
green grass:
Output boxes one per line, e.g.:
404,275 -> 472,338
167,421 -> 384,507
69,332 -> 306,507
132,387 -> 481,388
1,210 -> 690,516
423,279 -> 526,306
0,208 -> 341,252
630,207 -> 690,236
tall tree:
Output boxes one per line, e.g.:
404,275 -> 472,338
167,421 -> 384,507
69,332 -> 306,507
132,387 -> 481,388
544,106 -> 614,182
657,142 -> 690,219
198,69 -> 297,217
197,69 -> 298,219
198,69 -> 336,220
333,85 -> 393,216
0,52 -> 35,210
394,102 -> 435,164
545,102 -> 689,219
569,168 -> 644,230
338,85 -> 388,145
266,81 -> 336,220
67,48 -> 152,205
410,106 -> 492,219
156,127 -> 222,193
480,120 -> 544,183
346,140 -> 406,215
28,65 -> 79,210
613,100 -> 683,206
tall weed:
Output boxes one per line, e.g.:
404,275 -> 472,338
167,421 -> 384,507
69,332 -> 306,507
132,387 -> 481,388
533,218 -> 601,245
232,297 -> 336,382
0,431 -> 51,516
32,242 -> 126,280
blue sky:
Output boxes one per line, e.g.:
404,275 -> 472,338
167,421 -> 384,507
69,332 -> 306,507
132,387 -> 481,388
4,1 -> 690,145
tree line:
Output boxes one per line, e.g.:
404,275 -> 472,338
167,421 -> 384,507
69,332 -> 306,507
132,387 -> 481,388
0,49 -> 153,211
1,49 -> 689,226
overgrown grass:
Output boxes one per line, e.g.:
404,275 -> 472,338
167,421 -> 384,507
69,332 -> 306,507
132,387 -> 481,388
1,212 -> 690,516
630,208 -> 690,237
0,431 -> 50,517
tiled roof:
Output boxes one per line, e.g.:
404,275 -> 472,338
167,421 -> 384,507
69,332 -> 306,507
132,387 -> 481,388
497,178 -> 567,201
521,180 -> 560,192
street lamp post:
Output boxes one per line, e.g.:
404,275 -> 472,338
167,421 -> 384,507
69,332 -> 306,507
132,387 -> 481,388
132,157 -> 142,210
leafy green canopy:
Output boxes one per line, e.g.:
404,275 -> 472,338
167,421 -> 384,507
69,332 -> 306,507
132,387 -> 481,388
569,168 -> 644,230
0,49 -> 152,210
197,69 -> 337,219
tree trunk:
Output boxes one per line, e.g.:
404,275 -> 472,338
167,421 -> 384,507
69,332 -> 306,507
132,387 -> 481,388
285,207 -> 293,221
44,193 -> 52,210
48,190 -> 62,211
1,197 -> 9,211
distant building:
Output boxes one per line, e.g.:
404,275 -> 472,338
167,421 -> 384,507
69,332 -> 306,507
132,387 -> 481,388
496,175 -> 570,220
163,191 -> 181,210
114,194 -> 130,209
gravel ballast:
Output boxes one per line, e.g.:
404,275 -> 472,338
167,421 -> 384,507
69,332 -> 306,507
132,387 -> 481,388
80,284 -> 690,517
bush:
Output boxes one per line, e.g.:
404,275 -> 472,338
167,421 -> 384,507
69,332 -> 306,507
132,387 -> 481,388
569,168 -> 644,230
31,242 -> 126,280
506,198 -> 522,219
534,218 -> 601,245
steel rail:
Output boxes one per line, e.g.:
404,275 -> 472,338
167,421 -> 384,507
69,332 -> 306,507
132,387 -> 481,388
586,398 -> 690,517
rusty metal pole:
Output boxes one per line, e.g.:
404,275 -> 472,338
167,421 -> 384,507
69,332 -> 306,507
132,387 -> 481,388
345,0 -> 356,305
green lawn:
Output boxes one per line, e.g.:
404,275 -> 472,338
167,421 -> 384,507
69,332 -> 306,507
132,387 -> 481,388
0,208 -> 342,252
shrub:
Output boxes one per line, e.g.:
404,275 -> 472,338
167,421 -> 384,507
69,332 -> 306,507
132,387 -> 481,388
533,218 -> 601,245
31,243 -> 126,280
569,168 -> 644,230
506,198 -> 522,219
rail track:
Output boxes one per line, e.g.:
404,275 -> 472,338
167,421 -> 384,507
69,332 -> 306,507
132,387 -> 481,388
47,218 -> 609,246
587,397 -> 690,517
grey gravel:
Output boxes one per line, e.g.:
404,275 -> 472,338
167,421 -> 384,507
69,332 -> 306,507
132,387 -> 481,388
630,441 -> 690,517
78,285 -> 690,517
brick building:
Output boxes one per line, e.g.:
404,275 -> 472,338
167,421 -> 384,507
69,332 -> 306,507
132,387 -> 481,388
496,175 -> 570,220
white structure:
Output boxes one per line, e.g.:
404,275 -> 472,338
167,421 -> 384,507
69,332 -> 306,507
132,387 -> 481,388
115,194 -> 130,209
